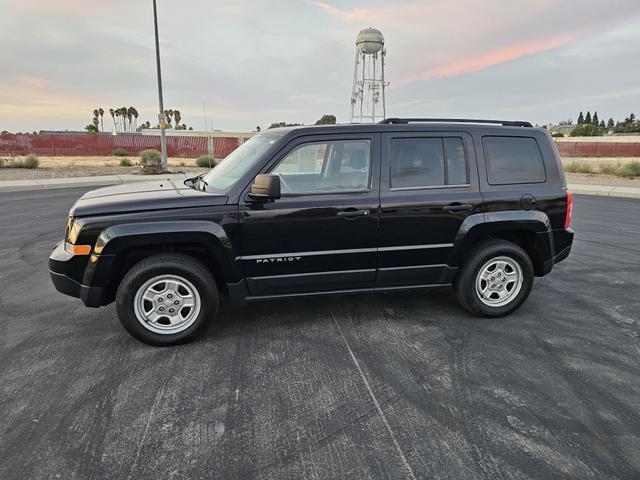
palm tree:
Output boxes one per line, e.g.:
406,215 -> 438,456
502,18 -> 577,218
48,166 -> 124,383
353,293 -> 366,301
127,107 -> 134,132
174,110 -> 181,129
120,107 -> 127,132
109,108 -> 116,131
163,109 -> 173,127
98,108 -> 104,132
131,107 -> 139,131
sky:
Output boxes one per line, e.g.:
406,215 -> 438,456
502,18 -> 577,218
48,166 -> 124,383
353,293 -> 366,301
1,0 -> 640,133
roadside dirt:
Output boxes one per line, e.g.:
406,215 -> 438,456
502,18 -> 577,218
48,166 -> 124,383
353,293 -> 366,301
0,156 -> 209,180
1,156 -> 639,186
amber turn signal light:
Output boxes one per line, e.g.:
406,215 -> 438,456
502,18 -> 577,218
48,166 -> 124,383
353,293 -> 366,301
65,242 -> 91,255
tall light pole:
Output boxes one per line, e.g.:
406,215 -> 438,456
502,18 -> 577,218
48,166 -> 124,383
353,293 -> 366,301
152,0 -> 168,171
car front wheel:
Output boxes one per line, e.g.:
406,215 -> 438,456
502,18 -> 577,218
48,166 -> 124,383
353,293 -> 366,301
116,253 -> 218,346
454,240 -> 534,317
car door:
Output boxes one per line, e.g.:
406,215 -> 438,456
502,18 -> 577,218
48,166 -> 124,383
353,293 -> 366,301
237,133 -> 381,297
377,131 -> 483,287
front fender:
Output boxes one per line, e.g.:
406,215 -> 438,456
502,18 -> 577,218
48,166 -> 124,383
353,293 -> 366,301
88,220 -> 242,289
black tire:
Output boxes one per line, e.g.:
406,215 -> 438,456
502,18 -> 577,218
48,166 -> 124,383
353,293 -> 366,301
454,240 -> 534,317
116,253 -> 218,346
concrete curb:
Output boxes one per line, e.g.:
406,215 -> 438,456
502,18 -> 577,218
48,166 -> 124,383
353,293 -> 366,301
0,173 -> 191,192
567,183 -> 640,199
1,175 -> 639,199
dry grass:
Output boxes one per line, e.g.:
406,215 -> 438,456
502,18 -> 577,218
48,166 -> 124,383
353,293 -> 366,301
12,156 -> 203,168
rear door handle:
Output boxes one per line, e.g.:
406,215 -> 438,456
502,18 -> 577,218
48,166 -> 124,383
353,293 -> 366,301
337,209 -> 370,219
443,204 -> 473,212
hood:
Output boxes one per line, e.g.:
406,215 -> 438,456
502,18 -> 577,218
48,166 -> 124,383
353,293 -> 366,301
70,179 -> 228,217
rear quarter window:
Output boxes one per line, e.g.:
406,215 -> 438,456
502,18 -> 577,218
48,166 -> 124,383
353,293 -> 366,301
482,136 -> 546,185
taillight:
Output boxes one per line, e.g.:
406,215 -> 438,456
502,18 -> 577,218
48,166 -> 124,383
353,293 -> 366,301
564,190 -> 573,229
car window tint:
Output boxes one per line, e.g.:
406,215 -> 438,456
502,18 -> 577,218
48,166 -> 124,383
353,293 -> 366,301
444,137 -> 468,185
390,137 -> 468,188
272,139 -> 371,194
483,136 -> 546,185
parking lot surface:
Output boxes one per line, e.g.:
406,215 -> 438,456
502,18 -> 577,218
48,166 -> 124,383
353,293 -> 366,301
0,188 -> 639,479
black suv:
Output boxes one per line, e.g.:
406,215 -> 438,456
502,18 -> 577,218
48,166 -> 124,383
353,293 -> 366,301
49,119 -> 574,345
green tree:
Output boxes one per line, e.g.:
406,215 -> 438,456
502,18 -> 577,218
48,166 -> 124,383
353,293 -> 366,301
607,118 -> 615,128
315,114 -> 337,125
569,124 -> 601,137
592,111 -> 598,126
98,108 -> 104,132
577,111 -> 584,124
599,120 -> 605,128
585,111 -> 592,124
85,124 -> 99,134
173,110 -> 181,129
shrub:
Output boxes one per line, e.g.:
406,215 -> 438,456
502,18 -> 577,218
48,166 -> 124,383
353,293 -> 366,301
23,154 -> 39,169
564,161 -> 593,174
599,163 -> 620,175
569,124 -> 602,137
551,132 -> 564,138
196,155 -> 216,168
139,149 -> 162,166
119,158 -> 133,167
620,160 -> 640,178
112,148 -> 129,157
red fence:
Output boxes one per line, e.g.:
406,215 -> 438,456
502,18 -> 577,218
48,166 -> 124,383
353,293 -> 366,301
555,141 -> 640,157
2,133 -> 639,159
0,133 -> 240,158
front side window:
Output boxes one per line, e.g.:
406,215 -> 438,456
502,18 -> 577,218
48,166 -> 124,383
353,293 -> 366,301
390,137 -> 468,189
202,131 -> 285,193
483,136 -> 546,185
271,139 -> 371,195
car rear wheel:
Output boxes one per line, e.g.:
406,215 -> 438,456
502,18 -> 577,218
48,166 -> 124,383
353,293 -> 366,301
116,254 -> 218,346
454,240 -> 533,317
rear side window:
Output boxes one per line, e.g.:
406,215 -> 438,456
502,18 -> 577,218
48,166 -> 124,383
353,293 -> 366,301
482,136 -> 545,185
390,137 -> 468,189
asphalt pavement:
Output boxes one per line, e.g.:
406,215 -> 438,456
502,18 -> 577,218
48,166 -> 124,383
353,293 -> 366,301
0,189 -> 639,479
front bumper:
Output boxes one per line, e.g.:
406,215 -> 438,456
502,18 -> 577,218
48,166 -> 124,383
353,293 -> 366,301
49,241 -> 104,307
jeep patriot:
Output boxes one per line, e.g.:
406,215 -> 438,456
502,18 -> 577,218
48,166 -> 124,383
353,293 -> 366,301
49,118 -> 574,345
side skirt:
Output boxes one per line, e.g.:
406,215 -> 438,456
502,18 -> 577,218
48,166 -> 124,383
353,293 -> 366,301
227,282 -> 453,304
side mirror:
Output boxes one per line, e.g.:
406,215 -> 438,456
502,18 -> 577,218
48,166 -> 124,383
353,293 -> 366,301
249,174 -> 281,200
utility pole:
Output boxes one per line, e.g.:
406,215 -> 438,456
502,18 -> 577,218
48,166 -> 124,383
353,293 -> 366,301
152,0 -> 168,171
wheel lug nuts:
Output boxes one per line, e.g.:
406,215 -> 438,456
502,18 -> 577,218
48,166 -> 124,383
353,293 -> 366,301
159,306 -> 165,311
174,300 -> 179,305
158,297 -> 163,302
491,284 -> 495,288
169,308 -> 175,313
167,294 -> 173,299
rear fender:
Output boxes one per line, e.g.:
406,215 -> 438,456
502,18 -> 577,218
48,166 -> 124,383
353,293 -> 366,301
450,210 -> 553,269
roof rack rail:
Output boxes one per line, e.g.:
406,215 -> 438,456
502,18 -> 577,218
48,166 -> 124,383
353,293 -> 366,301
379,118 -> 533,127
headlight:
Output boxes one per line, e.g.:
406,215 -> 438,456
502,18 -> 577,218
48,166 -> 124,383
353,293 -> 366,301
64,218 -> 91,255
66,218 -> 82,244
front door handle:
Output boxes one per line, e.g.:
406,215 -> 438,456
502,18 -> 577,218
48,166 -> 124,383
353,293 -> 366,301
443,203 -> 473,212
337,209 -> 370,219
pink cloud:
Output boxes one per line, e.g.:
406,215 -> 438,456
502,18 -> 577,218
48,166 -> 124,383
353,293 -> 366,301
309,0 -> 605,88
395,32 -> 578,86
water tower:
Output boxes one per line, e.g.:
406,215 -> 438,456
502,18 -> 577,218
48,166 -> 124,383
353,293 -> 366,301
349,28 -> 389,123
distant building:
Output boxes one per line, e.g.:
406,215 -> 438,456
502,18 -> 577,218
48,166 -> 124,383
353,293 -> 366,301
549,124 -> 575,136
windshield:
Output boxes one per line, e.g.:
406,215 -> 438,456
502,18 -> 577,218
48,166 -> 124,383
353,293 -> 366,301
202,132 -> 285,193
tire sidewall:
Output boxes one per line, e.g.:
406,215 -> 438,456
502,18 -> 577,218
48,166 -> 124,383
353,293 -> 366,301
116,257 -> 218,346
462,243 -> 534,317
